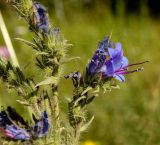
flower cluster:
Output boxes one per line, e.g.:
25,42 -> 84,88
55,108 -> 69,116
0,107 -> 49,141
87,36 -> 148,82
32,2 -> 49,33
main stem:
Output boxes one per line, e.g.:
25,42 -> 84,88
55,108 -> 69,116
52,85 -> 61,145
74,124 -> 81,145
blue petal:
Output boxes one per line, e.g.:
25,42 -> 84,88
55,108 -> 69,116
5,125 -> 30,140
107,43 -> 124,71
115,43 -> 122,51
108,47 -> 116,58
115,43 -> 123,57
88,50 -> 107,74
112,55 -> 123,71
114,74 -> 125,82
102,60 -> 114,76
33,2 -> 49,33
108,43 -> 122,58
33,111 -> 49,138
122,56 -> 128,67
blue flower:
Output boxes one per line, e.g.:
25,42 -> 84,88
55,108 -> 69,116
4,125 -> 30,140
33,2 -> 49,33
88,36 -> 148,82
101,43 -> 128,82
0,110 -> 30,140
87,36 -> 111,74
0,107 -> 50,140
33,111 -> 49,138
102,43 -> 149,82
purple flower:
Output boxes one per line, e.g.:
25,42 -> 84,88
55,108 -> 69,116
88,36 -> 148,82
4,125 -> 30,140
33,111 -> 49,138
0,109 -> 30,140
102,43 -> 149,82
0,108 -> 50,140
87,36 -> 111,74
101,43 -> 128,82
32,2 -> 49,33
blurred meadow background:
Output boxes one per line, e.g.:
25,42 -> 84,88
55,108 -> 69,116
0,0 -> 160,145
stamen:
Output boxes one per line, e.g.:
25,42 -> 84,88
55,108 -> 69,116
118,67 -> 144,75
123,60 -> 149,69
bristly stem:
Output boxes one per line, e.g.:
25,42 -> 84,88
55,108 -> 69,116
52,86 -> 61,144
0,11 -> 19,67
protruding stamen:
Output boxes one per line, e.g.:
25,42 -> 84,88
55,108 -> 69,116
117,67 -> 144,75
123,60 -> 149,69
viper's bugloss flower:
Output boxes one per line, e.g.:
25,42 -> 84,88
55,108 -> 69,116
0,110 -> 30,140
88,37 -> 111,74
101,43 -> 128,82
4,125 -> 30,140
32,2 -> 49,33
88,36 -> 148,82
0,107 -> 49,140
33,111 -> 49,138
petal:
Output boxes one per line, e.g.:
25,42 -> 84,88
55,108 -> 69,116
102,60 -> 114,76
112,55 -> 123,71
88,51 -> 106,74
122,56 -> 128,67
115,43 -> 123,57
5,125 -> 30,140
33,111 -> 49,138
114,74 -> 125,82
115,43 -> 122,51
108,47 -> 116,58
108,44 -> 123,58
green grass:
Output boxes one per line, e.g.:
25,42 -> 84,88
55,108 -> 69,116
1,5 -> 160,145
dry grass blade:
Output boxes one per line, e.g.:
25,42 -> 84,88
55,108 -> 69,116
0,11 -> 19,67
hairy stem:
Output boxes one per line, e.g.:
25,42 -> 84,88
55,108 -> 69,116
52,85 -> 61,144
74,124 -> 81,145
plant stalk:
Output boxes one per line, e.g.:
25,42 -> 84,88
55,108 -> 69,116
52,86 -> 61,145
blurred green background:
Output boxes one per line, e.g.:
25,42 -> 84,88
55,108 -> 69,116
0,0 -> 160,145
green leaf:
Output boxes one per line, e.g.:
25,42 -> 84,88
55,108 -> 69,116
36,52 -> 48,56
12,5 -> 26,17
16,100 -> 31,106
61,57 -> 80,64
74,96 -> 86,107
35,76 -> 58,87
111,84 -> 120,89
80,116 -> 94,132
15,38 -> 37,48
81,86 -> 92,96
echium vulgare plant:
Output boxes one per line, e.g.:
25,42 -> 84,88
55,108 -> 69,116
0,0 -> 148,145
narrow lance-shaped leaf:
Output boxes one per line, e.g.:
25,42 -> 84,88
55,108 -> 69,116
35,76 -> 59,87
15,38 -> 37,49
80,116 -> 94,132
